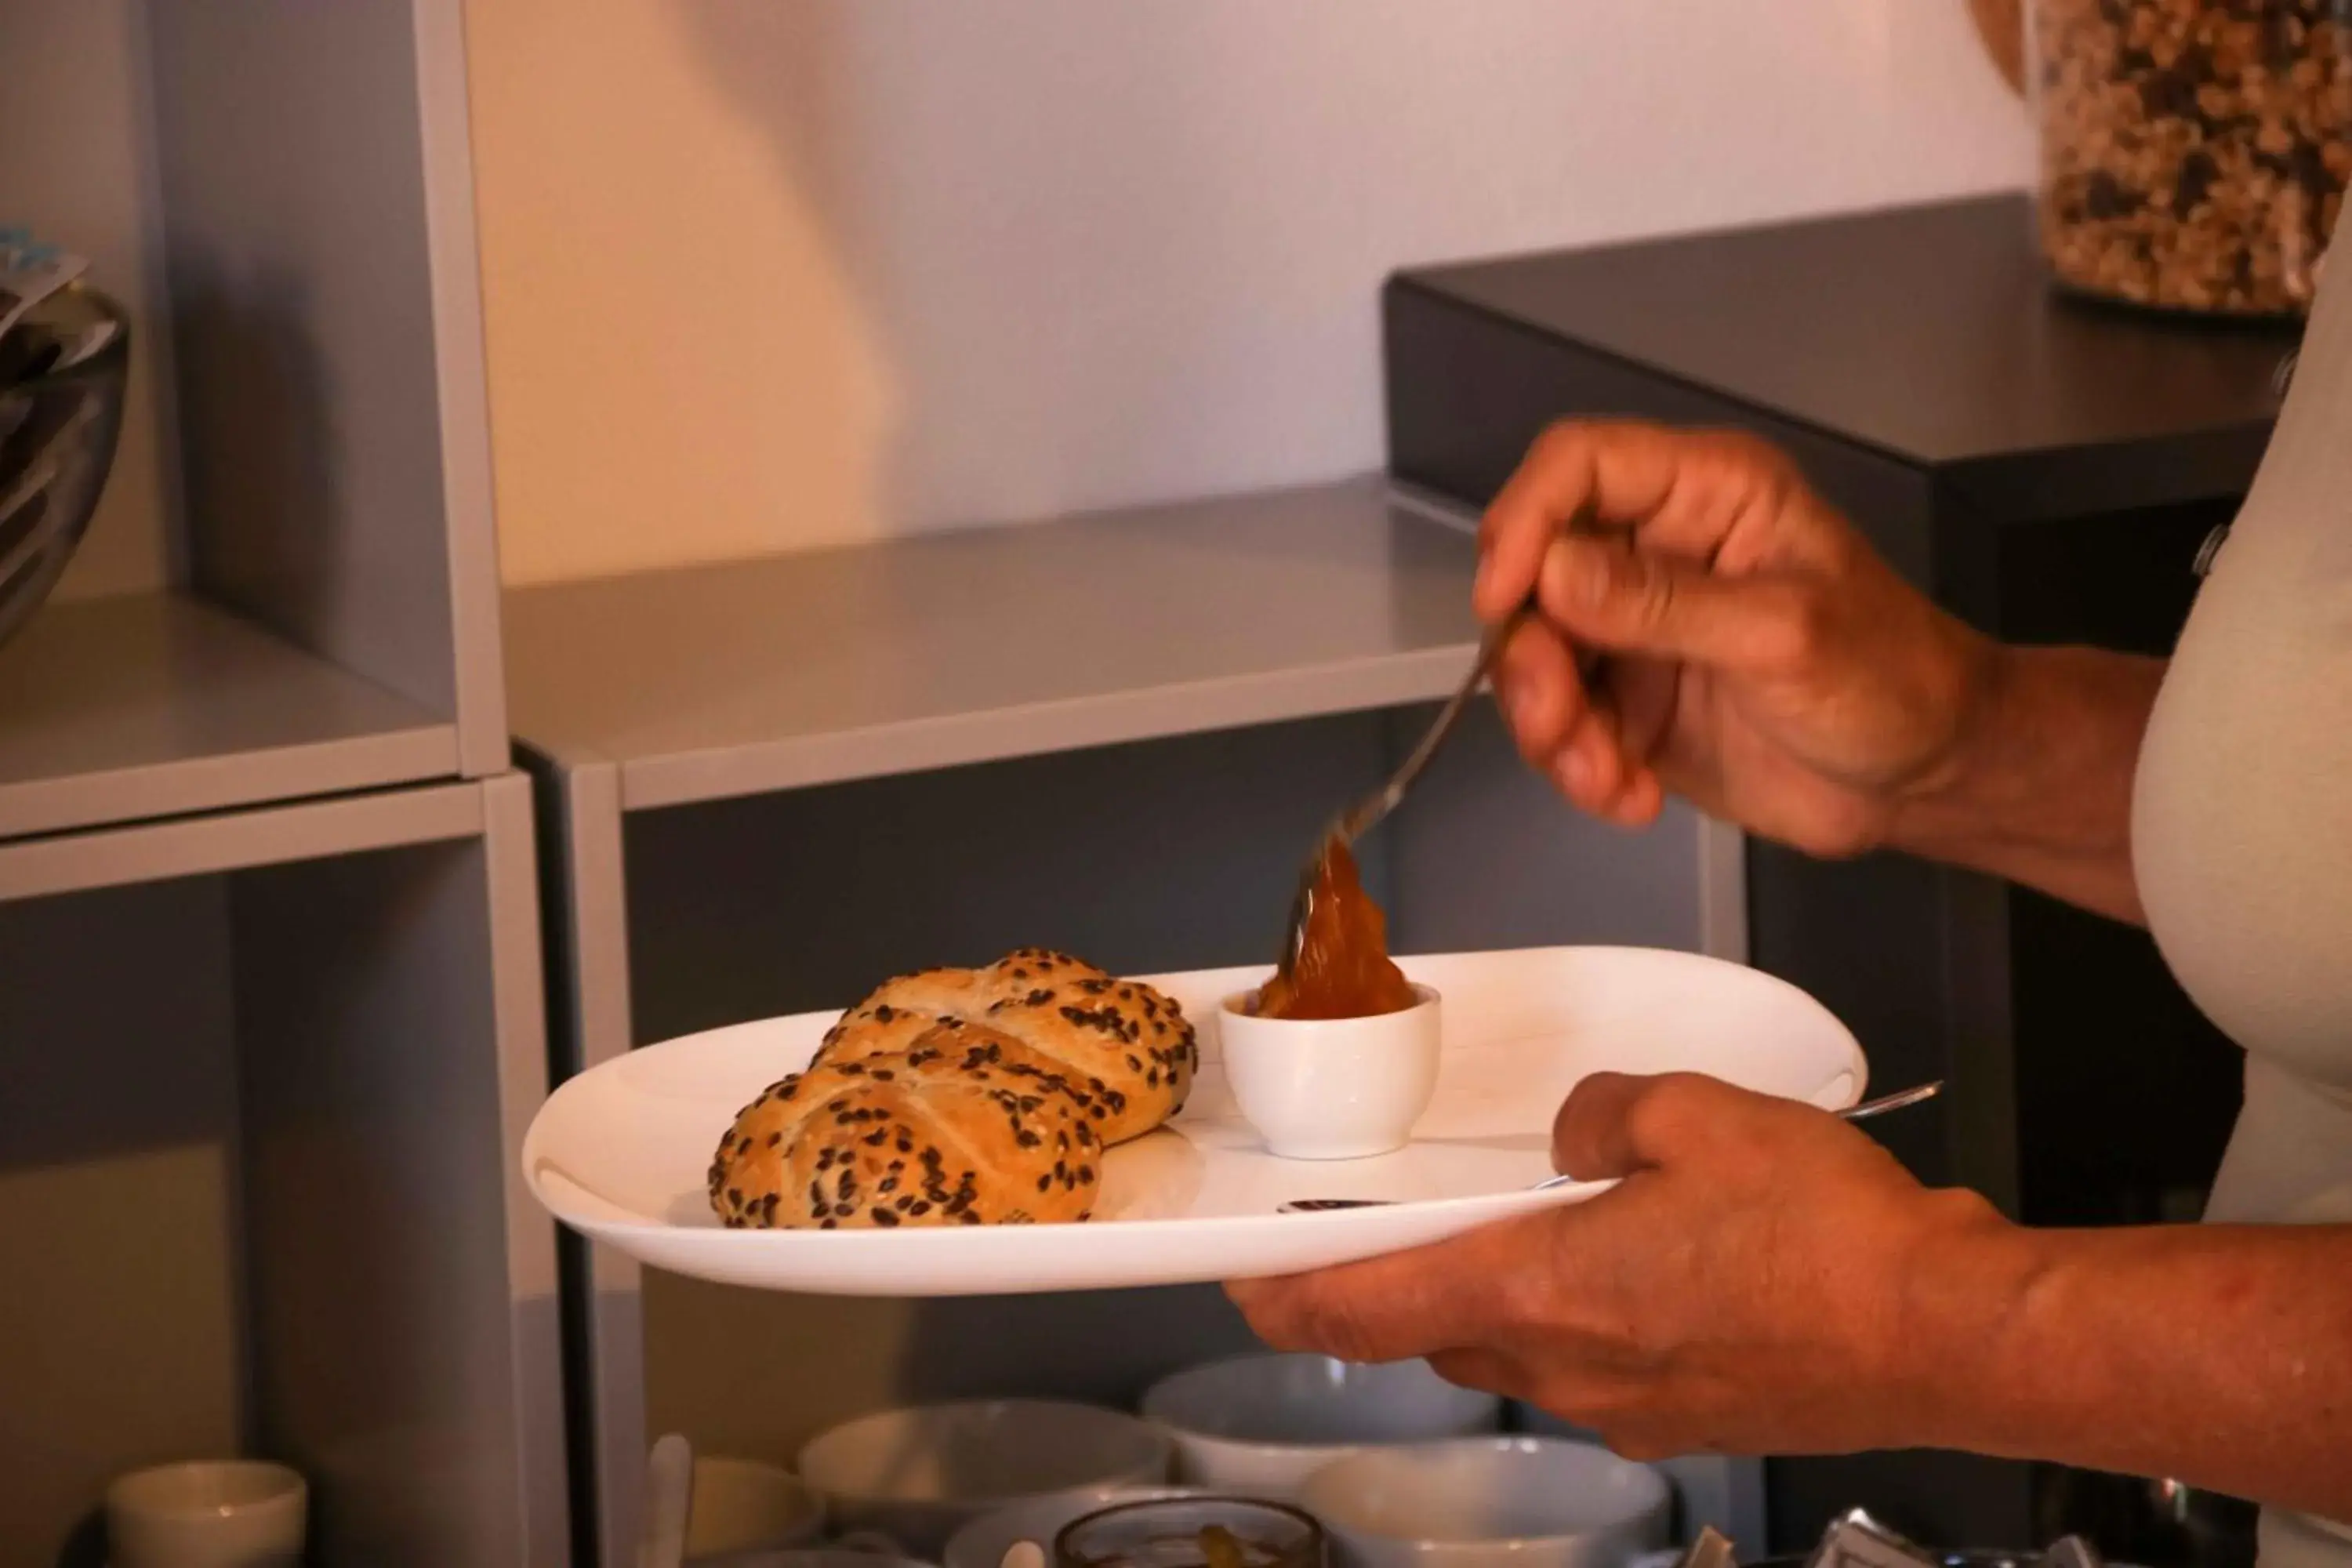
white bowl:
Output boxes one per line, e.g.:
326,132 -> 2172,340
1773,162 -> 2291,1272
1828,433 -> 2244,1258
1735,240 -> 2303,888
798,1400 -> 1174,1558
1141,1353 -> 1501,1501
1218,985 -> 1441,1160
107,1460 -> 307,1568
944,1485 -> 1213,1568
688,1456 -> 826,1559
1301,1436 -> 1671,1568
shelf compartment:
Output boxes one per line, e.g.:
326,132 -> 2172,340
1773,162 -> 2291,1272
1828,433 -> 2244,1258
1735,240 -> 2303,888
2,0 -> 509,845
0,776 -> 565,1568
0,591 -> 456,841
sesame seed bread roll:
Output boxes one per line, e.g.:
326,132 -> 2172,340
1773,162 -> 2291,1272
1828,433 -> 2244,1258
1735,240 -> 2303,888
818,949 -> 1196,1146
708,1024 -> 1102,1230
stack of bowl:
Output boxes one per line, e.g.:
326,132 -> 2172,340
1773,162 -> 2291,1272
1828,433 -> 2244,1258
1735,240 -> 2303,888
690,1359 -> 1672,1568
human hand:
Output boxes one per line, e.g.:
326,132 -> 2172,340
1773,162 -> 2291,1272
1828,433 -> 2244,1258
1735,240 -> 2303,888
1227,1073 -> 2006,1459
1475,420 -> 1997,858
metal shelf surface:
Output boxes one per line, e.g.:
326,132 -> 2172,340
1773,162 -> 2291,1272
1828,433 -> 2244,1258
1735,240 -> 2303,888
0,591 -> 457,842
505,476 -> 1482,809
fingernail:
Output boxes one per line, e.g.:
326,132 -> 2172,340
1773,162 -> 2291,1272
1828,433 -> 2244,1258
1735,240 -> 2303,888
1559,750 -> 1592,794
1474,556 -> 1498,606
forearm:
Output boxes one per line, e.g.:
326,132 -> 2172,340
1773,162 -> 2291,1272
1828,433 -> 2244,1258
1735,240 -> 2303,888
1887,644 -> 2166,924
1903,1214 -> 2352,1521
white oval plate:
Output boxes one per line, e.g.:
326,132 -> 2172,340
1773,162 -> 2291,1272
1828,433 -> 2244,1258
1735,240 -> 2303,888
523,946 -> 1864,1297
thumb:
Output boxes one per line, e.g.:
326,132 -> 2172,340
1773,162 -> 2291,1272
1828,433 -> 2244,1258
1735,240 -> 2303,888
1552,1072 -> 1730,1180
1537,532 -> 1807,671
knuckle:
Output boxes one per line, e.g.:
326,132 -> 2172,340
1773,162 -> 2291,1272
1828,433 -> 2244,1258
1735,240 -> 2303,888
1293,1295 -> 1377,1363
1627,554 -> 1676,630
1236,1285 -> 1317,1352
1721,428 -> 1800,484
1624,1075 -> 1705,1149
1532,420 -> 1592,470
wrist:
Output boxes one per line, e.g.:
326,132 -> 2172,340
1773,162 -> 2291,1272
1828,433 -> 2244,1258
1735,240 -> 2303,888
1878,631 -> 2018,862
1877,1189 -> 2050,1454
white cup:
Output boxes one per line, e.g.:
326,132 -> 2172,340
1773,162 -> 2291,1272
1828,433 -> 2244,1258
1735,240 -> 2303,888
1301,1436 -> 1670,1568
107,1461 -> 307,1568
688,1456 -> 826,1559
1218,985 -> 1441,1160
1141,1352 -> 1501,1501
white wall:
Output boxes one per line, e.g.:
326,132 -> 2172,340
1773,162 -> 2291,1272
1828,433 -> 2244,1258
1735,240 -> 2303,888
7,2 -> 2031,599
465,0 -> 2034,585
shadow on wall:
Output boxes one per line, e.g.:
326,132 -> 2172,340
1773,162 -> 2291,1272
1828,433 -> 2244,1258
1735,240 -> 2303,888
463,0 -> 895,578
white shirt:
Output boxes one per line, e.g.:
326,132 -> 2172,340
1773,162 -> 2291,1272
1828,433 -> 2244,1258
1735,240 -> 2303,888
2132,206 -> 2352,1567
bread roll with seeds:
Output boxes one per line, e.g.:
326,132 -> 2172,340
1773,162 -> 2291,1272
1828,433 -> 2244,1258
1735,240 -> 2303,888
818,949 -> 1196,1146
709,1024 -> 1102,1230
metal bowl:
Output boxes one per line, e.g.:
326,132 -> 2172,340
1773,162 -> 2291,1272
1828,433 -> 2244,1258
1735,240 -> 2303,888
0,283 -> 130,654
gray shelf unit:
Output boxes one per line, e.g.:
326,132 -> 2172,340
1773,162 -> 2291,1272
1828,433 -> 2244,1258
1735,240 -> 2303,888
0,776 -> 567,1567
3,5 -> 564,1566
0,0 -> 506,846
510,475 -> 1752,1568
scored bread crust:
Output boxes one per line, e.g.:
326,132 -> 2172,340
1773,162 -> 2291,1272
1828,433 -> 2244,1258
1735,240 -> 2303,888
813,948 -> 1196,1147
709,1022 -> 1101,1230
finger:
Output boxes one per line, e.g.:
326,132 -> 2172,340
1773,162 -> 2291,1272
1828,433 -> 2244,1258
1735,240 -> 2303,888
1494,619 -> 1584,763
1537,532 -> 1808,671
1225,1225 -> 1530,1363
1610,657 -> 1681,767
1478,420 -> 1727,621
1548,687 -> 1630,811
1550,1072 -> 1738,1179
1545,684 -> 1666,827
1628,428 -> 1800,569
1560,757 -> 1664,829
1426,1347 -> 1529,1401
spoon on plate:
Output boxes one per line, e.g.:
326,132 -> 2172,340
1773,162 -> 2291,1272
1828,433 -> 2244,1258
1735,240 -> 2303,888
1277,1080 -> 1943,1213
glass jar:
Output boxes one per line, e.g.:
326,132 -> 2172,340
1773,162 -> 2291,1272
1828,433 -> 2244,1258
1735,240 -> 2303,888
1054,1499 -> 1324,1568
2032,0 -> 2352,315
